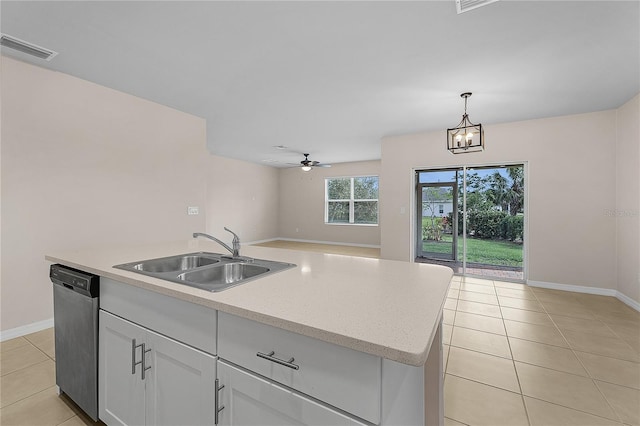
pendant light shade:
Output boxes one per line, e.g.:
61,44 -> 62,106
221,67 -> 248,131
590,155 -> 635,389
447,92 -> 484,154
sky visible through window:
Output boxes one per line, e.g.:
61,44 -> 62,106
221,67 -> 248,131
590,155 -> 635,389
418,167 -> 512,184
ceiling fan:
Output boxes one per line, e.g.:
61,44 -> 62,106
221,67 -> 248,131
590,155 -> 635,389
299,153 -> 331,172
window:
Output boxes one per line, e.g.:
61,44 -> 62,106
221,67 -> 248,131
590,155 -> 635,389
439,204 -> 444,214
325,176 -> 379,225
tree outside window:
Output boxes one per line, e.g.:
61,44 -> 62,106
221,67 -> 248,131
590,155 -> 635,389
326,176 -> 378,224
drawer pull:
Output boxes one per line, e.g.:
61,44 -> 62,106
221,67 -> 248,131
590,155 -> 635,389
257,350 -> 300,370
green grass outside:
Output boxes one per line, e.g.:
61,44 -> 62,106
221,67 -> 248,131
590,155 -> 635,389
422,234 -> 522,267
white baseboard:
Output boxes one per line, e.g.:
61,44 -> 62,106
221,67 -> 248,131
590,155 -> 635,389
616,291 -> 640,312
0,318 -> 54,342
527,280 -> 617,296
274,237 -> 381,249
527,280 -> 639,312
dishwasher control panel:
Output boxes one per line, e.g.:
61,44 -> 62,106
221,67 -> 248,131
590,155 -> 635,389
50,264 -> 99,297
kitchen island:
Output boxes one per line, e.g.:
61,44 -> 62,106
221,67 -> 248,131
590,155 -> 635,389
46,239 -> 452,425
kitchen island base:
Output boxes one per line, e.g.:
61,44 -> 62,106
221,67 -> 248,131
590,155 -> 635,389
46,241 -> 451,426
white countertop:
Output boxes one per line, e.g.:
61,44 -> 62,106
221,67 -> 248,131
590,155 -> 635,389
46,240 -> 452,366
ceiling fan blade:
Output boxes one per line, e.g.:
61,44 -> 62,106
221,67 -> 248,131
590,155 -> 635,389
316,164 -> 332,168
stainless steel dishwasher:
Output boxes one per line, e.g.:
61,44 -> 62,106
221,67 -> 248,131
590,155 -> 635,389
50,264 -> 100,422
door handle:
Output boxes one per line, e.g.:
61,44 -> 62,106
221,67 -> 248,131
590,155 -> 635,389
214,379 -> 225,424
131,339 -> 143,375
141,343 -> 152,380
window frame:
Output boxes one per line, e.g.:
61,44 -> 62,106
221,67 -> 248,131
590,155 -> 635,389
325,175 -> 379,226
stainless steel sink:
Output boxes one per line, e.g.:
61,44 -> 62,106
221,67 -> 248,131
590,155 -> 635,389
114,252 -> 295,292
130,253 -> 220,273
177,262 -> 271,291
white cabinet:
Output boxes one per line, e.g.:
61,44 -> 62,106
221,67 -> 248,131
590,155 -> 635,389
97,278 -> 441,426
218,311 -> 440,426
99,311 -> 216,426
100,310 -> 146,426
217,312 -> 381,424
216,360 -> 366,426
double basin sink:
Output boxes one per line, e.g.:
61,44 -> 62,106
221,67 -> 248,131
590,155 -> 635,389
114,252 -> 296,292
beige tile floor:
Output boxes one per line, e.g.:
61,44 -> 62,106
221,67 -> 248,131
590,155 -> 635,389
0,328 -> 101,426
444,276 -> 640,426
1,242 -> 639,425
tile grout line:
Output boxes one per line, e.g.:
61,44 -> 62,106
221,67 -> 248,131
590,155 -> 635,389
523,394 -> 627,425
28,339 -> 55,363
0,378 -> 60,411
11,385 -> 78,426
497,282 -> 533,426
445,371 -> 524,397
0,340 -> 47,378
444,416 -> 471,426
445,284 -> 458,374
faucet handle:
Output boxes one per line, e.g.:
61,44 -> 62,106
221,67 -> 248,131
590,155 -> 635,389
224,227 -> 241,257
223,227 -> 240,242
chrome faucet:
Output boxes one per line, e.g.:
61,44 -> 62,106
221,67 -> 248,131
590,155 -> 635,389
193,227 -> 241,257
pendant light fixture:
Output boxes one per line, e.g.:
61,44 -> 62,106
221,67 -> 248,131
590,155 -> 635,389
447,92 -> 484,154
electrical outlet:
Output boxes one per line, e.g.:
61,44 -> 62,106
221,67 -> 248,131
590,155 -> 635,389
187,206 -> 199,215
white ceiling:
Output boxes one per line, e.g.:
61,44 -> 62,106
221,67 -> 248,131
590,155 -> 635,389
2,1 -> 638,167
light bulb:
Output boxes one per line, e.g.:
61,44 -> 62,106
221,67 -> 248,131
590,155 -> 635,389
465,132 -> 473,145
301,166 -> 312,172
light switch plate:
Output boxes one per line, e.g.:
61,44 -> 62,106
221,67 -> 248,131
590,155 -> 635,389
188,206 -> 199,215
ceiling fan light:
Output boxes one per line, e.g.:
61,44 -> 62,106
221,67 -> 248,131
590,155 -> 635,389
301,165 -> 312,172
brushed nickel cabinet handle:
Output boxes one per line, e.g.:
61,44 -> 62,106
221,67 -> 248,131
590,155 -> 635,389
214,379 -> 225,424
257,350 -> 300,370
141,344 -> 152,380
131,339 -> 143,375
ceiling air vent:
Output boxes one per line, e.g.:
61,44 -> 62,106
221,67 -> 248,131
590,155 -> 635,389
0,34 -> 57,61
455,0 -> 499,14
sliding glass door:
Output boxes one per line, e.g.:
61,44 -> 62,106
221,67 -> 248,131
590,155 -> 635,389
416,165 -> 525,281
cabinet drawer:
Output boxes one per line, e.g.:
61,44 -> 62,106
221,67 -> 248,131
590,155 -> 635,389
217,359 -> 367,425
100,278 -> 217,355
218,312 -> 381,424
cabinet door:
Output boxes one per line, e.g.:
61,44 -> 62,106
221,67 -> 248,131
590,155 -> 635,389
216,360 -> 366,426
145,329 -> 216,426
99,311 -> 146,426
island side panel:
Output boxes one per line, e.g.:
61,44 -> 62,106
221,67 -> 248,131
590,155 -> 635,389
380,316 -> 443,425
424,318 -> 443,426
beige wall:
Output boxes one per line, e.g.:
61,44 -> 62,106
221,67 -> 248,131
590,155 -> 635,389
278,160 -> 381,246
615,94 -> 640,303
1,56 -> 208,332
380,110 -> 620,291
0,56 -> 285,334
206,155 -> 280,244
0,57 -> 206,330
